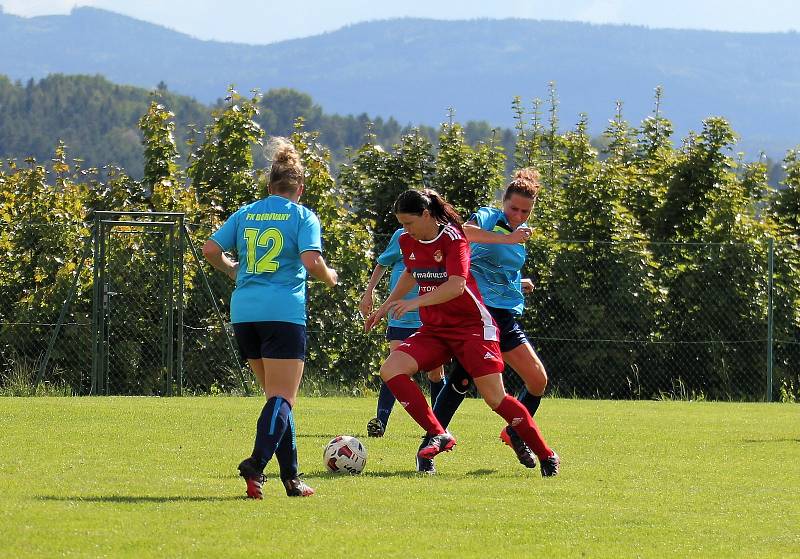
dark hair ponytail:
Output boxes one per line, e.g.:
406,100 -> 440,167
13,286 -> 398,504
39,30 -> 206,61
393,189 -> 463,226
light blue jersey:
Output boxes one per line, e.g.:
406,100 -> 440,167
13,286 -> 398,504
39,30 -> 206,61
376,228 -> 422,329
468,207 -> 527,315
210,195 -> 322,325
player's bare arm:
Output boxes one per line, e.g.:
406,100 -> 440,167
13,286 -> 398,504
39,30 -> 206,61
365,269 -> 416,331
301,250 -> 338,287
360,264 -> 387,317
463,221 -> 531,244
388,275 -> 467,319
202,239 -> 239,281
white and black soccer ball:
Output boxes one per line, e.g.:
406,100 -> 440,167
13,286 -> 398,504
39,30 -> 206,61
323,435 -> 367,474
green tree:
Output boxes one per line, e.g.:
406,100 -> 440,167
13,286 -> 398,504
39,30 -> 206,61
533,115 -> 660,397
187,88 -> 263,225
434,109 -> 504,219
656,118 -> 772,398
768,147 -> 800,400
291,121 -> 382,388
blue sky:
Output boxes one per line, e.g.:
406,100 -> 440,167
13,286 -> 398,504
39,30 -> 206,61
3,0 -> 800,44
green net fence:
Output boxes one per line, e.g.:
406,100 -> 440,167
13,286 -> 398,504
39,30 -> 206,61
2,221 -> 799,401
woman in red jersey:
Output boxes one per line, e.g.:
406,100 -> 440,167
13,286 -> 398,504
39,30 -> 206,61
365,189 -> 559,475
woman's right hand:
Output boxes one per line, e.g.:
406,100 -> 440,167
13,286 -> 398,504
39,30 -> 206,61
359,288 -> 375,318
508,226 -> 532,244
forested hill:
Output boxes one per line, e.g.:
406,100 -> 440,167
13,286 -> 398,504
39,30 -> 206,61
1,8 -> 799,157
0,74 -> 508,176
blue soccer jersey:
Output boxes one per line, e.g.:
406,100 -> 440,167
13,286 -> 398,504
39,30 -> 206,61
468,206 -> 527,315
376,228 -> 422,329
210,195 -> 322,325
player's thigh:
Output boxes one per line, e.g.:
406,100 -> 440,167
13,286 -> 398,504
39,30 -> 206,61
502,342 -> 547,395
388,329 -> 451,381
247,358 -> 267,395
390,337 -> 443,381
473,373 -> 508,409
261,358 -> 305,406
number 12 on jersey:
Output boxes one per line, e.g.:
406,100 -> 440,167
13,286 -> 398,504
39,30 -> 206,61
243,227 -> 284,273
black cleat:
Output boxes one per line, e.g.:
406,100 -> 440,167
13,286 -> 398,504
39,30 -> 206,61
415,437 -> 437,474
500,426 -> 537,469
417,432 -> 456,460
238,457 -> 266,499
367,417 -> 385,438
540,451 -> 560,477
283,474 -> 315,497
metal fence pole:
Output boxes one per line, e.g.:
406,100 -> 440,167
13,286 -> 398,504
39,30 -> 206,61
36,232 -> 93,387
90,215 -> 100,395
176,216 -> 185,396
766,237 -> 774,402
166,225 -> 175,396
181,223 -> 251,395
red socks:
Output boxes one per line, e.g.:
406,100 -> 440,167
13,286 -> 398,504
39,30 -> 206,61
494,395 -> 553,460
385,375 -> 445,435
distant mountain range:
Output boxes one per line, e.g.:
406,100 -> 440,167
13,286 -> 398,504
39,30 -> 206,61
1,7 -> 799,157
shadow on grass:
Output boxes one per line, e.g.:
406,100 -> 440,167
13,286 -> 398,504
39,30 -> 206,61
339,470 -> 430,479
296,433 -> 427,441
37,495 -> 243,503
466,469 -> 499,476
742,438 -> 800,444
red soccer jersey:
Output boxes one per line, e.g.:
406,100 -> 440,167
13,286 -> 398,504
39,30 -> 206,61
399,224 -> 498,340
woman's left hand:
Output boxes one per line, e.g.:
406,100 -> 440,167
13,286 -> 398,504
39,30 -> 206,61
388,299 -> 419,320
227,262 -> 239,281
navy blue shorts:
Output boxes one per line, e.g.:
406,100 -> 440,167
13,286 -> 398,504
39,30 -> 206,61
232,321 -> 306,360
487,306 -> 530,353
386,326 -> 418,341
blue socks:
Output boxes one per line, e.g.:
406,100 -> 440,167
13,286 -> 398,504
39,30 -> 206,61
275,407 -> 298,482
432,363 -> 471,430
376,381 -> 396,427
429,378 -> 445,406
252,396 -> 292,471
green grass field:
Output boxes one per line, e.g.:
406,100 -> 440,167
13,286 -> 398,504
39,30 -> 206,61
1,397 -> 798,558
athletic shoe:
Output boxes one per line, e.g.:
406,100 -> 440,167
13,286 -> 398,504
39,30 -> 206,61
238,457 -> 266,500
367,417 -> 385,438
283,475 -> 315,497
417,432 -> 456,460
540,451 -> 560,477
500,426 -> 537,469
415,436 -> 436,474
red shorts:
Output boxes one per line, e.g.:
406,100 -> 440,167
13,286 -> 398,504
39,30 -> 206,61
395,324 -> 504,378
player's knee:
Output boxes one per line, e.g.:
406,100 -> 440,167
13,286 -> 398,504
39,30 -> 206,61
528,370 -> 547,396
482,393 -> 504,410
380,361 -> 413,382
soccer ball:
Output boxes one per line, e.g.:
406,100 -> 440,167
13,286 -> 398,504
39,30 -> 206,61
323,435 -> 367,474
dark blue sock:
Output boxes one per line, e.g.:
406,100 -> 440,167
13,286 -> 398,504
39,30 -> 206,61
518,388 -> 542,417
432,363 -> 470,430
275,407 -> 298,482
252,396 -> 291,471
376,381 -> 396,427
429,378 -> 445,406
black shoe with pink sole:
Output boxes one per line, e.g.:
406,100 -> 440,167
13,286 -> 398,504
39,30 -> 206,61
417,432 -> 456,460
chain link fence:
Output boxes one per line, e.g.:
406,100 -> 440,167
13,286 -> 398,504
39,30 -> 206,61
2,221 -> 798,401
